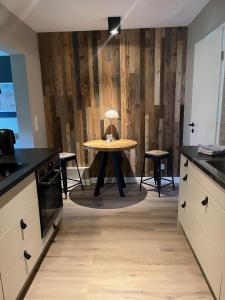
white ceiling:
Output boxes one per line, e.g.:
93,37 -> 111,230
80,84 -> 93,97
0,0 -> 210,33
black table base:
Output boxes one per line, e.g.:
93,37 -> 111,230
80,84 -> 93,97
94,151 -> 126,197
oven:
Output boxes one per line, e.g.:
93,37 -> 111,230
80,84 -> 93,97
36,155 -> 63,238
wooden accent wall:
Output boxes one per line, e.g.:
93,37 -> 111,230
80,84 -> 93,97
38,28 -> 187,176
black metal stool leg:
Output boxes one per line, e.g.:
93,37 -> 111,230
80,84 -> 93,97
140,156 -> 146,191
112,152 -> 124,197
156,158 -> 161,197
168,154 -> 175,190
74,155 -> 84,190
153,159 -> 157,185
94,152 -> 108,196
116,152 -> 126,188
60,159 -> 68,198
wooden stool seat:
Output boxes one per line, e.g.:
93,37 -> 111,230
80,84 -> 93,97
140,149 -> 175,197
145,150 -> 169,157
59,152 -> 84,198
59,152 -> 76,160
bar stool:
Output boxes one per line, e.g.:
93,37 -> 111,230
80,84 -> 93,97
140,150 -> 175,197
59,152 -> 84,198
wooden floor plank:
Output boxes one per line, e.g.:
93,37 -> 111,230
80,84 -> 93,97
25,184 -> 213,300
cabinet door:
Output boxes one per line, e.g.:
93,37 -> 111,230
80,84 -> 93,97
22,201 -> 43,274
185,209 -> 223,299
1,252 -> 27,300
22,200 -> 42,243
0,221 -> 23,274
178,156 -> 190,230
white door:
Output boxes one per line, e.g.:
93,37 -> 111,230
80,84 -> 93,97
190,28 -> 224,145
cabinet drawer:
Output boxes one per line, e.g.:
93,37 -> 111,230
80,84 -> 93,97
24,234 -> 43,274
22,200 -> 42,243
185,211 -> 223,299
1,252 -> 27,300
0,221 -> 23,274
187,176 -> 225,254
180,155 -> 189,177
178,193 -> 190,232
189,162 -> 225,211
0,174 -> 37,236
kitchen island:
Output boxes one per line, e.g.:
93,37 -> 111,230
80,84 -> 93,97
179,146 -> 225,300
0,148 -> 62,300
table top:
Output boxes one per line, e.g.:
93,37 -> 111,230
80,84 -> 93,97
83,139 -> 137,152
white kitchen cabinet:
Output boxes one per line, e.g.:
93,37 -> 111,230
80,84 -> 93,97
178,155 -> 225,300
0,173 -> 43,300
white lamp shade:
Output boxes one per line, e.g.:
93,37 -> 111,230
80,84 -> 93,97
104,109 -> 119,119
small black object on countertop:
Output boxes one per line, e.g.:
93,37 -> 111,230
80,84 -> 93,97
181,146 -> 225,190
0,148 -> 58,196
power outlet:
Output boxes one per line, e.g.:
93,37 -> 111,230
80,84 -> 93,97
161,164 -> 165,170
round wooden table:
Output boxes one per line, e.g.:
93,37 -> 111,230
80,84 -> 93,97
83,139 -> 137,197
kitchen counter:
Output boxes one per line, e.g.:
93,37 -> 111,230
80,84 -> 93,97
181,146 -> 225,190
0,148 -> 58,196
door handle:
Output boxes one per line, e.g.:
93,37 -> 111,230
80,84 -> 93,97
201,196 -> 208,206
184,160 -> 188,167
183,174 -> 188,181
188,122 -> 194,127
24,250 -> 32,260
20,219 -> 27,230
181,201 -> 186,208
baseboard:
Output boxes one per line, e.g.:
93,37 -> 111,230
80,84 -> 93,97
65,167 -> 180,186
90,176 -> 180,185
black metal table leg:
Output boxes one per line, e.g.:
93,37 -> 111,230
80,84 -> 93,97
94,152 -> 108,196
156,158 -> 161,197
112,152 -> 125,197
60,159 -> 68,198
116,152 -> 126,188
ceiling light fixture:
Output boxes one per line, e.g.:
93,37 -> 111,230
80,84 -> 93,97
108,17 -> 121,36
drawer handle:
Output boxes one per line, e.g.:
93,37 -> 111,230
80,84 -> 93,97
183,174 -> 188,181
181,201 -> 186,208
24,250 -> 32,260
201,197 -> 208,206
184,160 -> 188,167
20,219 -> 27,230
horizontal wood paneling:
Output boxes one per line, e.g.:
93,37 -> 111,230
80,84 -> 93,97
38,27 -> 187,176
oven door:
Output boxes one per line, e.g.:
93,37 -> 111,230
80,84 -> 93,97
38,169 -> 63,237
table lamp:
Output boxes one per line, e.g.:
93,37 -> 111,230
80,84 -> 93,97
104,109 -> 119,141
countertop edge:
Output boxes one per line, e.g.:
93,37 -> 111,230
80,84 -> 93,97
0,149 -> 59,196
180,146 -> 225,191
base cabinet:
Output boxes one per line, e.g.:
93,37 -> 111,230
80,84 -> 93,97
178,155 -> 225,299
0,174 -> 43,300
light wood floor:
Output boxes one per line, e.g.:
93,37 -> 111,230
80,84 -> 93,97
25,184 -> 213,300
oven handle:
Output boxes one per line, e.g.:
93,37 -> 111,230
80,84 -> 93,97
39,170 -> 61,186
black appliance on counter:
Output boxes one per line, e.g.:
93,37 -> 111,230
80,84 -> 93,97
36,155 -> 63,238
0,129 -> 16,155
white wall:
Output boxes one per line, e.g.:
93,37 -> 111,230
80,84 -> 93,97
0,3 -> 47,148
184,0 -> 225,145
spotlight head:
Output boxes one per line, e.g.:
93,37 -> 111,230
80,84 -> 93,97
108,17 -> 121,36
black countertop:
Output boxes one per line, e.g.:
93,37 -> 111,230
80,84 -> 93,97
0,148 -> 59,196
181,146 -> 225,190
